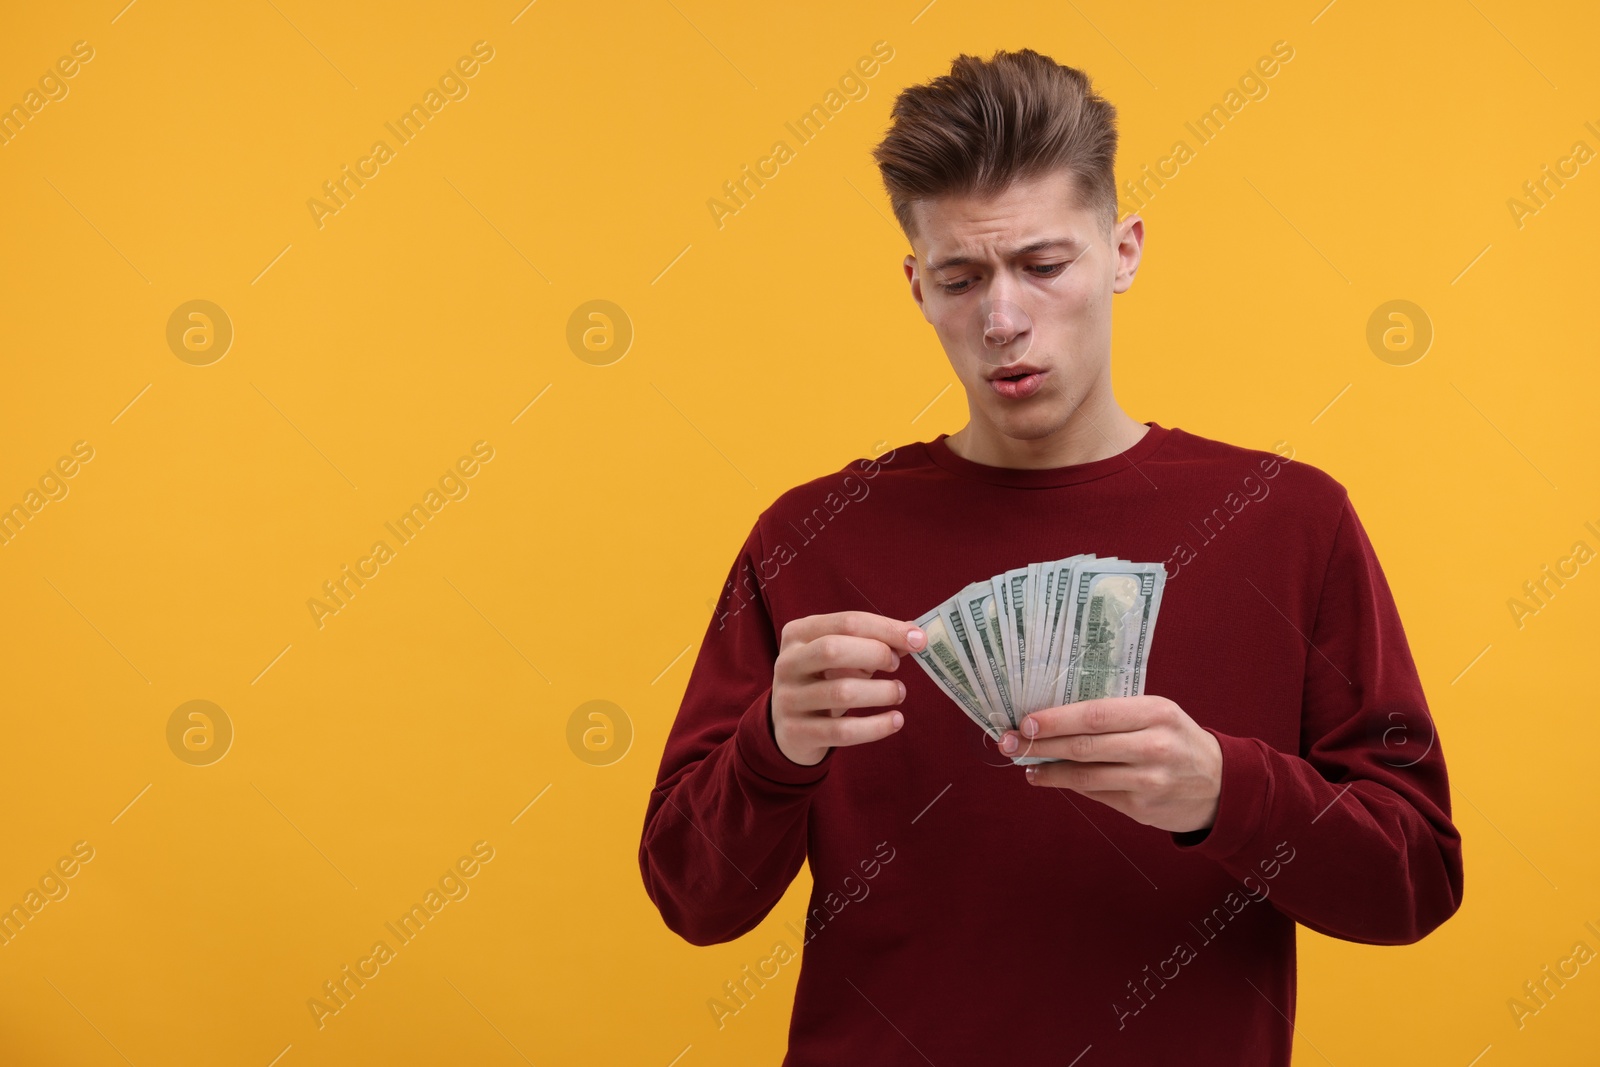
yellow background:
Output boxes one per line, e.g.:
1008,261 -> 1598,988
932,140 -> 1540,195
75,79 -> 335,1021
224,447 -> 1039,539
1,0 -> 1596,1063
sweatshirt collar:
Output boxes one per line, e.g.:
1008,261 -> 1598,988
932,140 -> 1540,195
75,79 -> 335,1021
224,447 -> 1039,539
924,422 -> 1171,488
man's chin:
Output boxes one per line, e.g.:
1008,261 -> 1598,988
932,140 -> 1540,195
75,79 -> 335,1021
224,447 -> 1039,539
984,403 -> 1070,443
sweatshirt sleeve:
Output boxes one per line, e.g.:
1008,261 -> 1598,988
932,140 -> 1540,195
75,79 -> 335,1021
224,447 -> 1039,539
1170,491 -> 1465,945
637,516 -> 832,946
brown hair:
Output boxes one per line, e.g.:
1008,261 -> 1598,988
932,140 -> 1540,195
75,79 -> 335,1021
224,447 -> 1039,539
871,48 -> 1119,243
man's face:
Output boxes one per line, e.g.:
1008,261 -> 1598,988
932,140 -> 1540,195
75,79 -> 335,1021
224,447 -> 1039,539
903,169 -> 1143,441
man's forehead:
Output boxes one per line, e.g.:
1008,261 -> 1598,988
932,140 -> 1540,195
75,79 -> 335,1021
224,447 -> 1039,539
908,175 -> 1098,264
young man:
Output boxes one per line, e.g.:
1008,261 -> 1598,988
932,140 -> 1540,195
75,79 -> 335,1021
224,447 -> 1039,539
639,48 -> 1462,1065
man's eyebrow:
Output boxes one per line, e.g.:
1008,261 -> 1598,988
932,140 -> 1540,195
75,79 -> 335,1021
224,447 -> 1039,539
926,237 -> 1083,273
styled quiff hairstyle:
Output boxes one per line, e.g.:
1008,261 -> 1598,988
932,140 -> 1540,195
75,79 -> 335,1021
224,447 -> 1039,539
872,48 -> 1119,244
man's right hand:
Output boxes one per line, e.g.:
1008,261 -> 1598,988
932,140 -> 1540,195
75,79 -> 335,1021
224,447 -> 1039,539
770,611 -> 927,767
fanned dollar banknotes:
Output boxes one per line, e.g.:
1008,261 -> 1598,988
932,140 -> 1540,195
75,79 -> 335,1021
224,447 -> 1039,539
909,556 -> 1167,765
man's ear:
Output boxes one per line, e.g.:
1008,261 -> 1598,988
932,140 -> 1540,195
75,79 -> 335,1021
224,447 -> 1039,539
1111,215 -> 1144,295
904,254 -> 928,320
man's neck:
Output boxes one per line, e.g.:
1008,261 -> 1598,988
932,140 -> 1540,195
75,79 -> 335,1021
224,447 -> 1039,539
944,403 -> 1148,470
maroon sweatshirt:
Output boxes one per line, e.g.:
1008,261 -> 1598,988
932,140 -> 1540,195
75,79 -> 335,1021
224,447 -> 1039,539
638,422 -> 1463,1066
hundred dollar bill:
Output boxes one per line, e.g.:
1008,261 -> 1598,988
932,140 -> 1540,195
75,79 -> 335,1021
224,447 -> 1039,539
993,571 -> 1020,713
940,597 -> 1011,735
1053,561 -> 1166,706
1028,554 -> 1090,712
1030,559 -> 1056,716
910,606 -> 1004,739
999,566 -> 1033,712
956,583 -> 1014,730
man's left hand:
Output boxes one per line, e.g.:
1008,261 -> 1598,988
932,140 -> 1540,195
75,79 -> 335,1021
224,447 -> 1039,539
999,696 -> 1223,834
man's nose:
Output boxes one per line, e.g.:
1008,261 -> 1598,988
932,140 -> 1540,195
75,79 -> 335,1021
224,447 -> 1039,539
980,291 -> 1030,352
984,305 -> 1023,342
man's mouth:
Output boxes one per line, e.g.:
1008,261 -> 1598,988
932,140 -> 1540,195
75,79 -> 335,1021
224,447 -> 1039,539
987,366 -> 1048,400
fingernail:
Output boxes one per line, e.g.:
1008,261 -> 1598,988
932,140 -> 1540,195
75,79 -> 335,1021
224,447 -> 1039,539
999,733 -> 1017,753
1022,718 -> 1038,737
909,628 -> 924,648
890,711 -> 904,730
1025,766 -> 1037,783
897,680 -> 906,701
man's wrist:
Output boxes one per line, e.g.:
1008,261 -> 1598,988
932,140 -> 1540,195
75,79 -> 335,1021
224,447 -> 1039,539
734,686 -> 832,787
767,695 -> 828,769
1169,728 -> 1271,858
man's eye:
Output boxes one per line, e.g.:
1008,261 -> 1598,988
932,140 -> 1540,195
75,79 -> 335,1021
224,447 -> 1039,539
938,263 -> 1069,294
